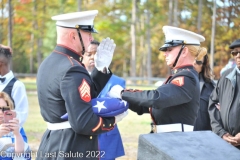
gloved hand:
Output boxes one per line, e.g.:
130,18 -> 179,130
94,37 -> 116,72
108,85 -> 124,99
115,110 -> 128,123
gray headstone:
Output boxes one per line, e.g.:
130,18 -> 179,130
137,131 -> 240,160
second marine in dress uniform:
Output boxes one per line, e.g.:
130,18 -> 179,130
36,10 -> 127,160
109,26 -> 208,133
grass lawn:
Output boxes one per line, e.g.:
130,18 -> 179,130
23,80 -> 156,160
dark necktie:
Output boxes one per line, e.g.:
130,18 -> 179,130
0,77 -> 6,83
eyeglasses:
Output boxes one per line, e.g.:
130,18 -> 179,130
0,106 -> 10,112
231,51 -> 240,56
195,60 -> 203,65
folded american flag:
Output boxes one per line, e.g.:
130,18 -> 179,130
61,75 -> 128,119
92,97 -> 128,117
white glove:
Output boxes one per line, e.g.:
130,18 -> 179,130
115,111 -> 128,123
108,85 -> 124,99
94,37 -> 116,72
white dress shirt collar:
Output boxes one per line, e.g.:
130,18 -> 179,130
0,71 -> 14,84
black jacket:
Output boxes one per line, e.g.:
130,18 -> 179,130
125,65 -> 200,126
36,45 -> 115,160
209,67 -> 240,138
194,74 -> 215,131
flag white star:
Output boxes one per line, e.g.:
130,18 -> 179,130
120,100 -> 128,107
93,101 -> 107,113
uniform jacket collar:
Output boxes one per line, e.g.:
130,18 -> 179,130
55,45 -> 82,63
225,66 -> 240,87
171,65 -> 194,74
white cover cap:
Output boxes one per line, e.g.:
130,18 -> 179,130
163,26 -> 205,44
159,26 -> 205,51
51,10 -> 98,31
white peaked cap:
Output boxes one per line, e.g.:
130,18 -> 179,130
163,26 -> 205,44
51,10 -> 98,28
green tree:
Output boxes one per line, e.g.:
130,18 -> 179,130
0,0 -> 239,81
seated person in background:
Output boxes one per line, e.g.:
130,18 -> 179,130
0,92 -> 30,160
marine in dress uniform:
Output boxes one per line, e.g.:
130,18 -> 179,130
36,10 -> 126,160
109,26 -> 207,133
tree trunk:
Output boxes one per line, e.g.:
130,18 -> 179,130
8,0 -> 13,69
37,0 -> 46,68
210,0 -> 216,70
0,1 -> 4,43
173,0 -> 178,27
168,0 -> 173,25
197,0 -> 203,34
167,0 -> 173,75
140,14 -> 145,78
30,33 -> 34,73
146,10 -> 152,84
78,0 -> 81,11
131,0 -> 136,79
30,0 -> 37,73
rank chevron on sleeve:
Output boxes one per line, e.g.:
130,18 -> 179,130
79,79 -> 91,102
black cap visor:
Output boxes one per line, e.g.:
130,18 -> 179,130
159,40 -> 201,51
159,43 -> 182,51
57,25 -> 98,33
78,25 -> 98,33
159,40 -> 186,51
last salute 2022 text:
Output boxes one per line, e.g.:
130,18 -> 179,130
37,151 -> 106,158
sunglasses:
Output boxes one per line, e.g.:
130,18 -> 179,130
231,51 -> 240,56
196,60 -> 203,65
0,107 -> 10,112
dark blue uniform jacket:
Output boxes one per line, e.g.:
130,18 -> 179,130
124,65 -> 200,126
36,45 -> 115,160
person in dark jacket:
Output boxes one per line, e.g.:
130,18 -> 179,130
36,10 -> 127,160
209,39 -> 240,149
108,26 -> 207,133
193,54 -> 215,131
